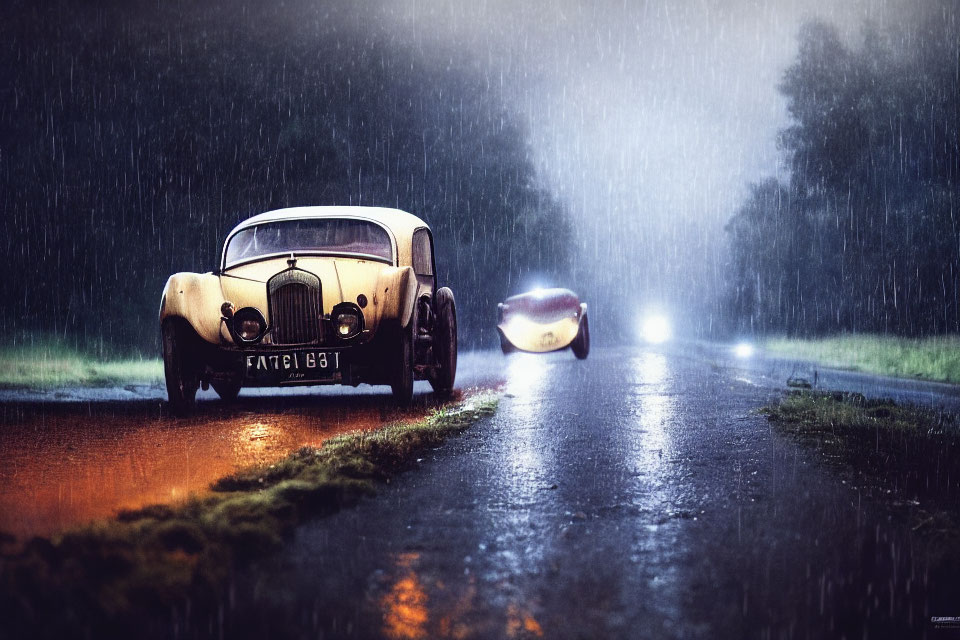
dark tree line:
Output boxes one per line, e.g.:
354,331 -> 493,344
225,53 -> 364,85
0,0 -> 570,353
726,7 -> 959,336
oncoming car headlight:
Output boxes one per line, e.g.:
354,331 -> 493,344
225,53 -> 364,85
331,303 -> 364,339
733,341 -> 755,358
640,314 -> 672,344
232,307 -> 267,343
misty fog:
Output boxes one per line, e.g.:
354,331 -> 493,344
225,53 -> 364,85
1,0 -> 955,351
380,0 -> 945,337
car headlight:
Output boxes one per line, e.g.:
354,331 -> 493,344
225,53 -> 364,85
331,303 -> 363,339
232,307 -> 267,343
640,314 -> 672,344
733,341 -> 755,358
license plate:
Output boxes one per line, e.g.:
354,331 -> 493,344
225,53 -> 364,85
244,350 -> 341,383
539,331 -> 559,348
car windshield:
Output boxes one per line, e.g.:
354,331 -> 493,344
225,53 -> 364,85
224,218 -> 393,267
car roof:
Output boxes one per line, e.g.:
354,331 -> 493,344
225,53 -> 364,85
231,206 -> 429,237
224,206 -> 430,269
504,287 -> 578,304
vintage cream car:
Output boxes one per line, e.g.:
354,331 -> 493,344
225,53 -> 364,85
160,206 -> 457,411
497,288 -> 589,359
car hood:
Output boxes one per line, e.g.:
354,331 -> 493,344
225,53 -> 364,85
220,256 -> 392,331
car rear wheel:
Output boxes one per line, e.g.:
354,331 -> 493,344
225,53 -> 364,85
391,320 -> 415,406
212,378 -> 242,402
429,287 -> 457,395
162,318 -> 200,414
571,315 -> 590,360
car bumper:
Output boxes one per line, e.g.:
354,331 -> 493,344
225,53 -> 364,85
497,315 -> 581,353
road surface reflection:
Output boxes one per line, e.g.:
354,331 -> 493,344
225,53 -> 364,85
375,354 -> 552,639
381,552 -> 430,639
504,353 -> 549,492
634,351 -> 673,459
0,395 -> 442,539
379,551 -> 543,639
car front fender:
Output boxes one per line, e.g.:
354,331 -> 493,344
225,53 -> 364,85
372,266 -> 418,331
159,272 -> 227,345
394,266 -> 418,329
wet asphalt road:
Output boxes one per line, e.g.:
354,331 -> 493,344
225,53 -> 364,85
215,345 -> 960,640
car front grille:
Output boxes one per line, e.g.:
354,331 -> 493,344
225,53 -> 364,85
267,269 -> 322,345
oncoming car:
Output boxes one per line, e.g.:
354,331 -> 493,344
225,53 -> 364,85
496,288 -> 589,359
159,206 -> 457,411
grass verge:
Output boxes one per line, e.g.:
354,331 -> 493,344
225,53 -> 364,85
0,392 -> 497,638
761,389 -> 958,435
0,338 -> 162,388
763,334 -> 960,384
763,392 -> 960,636
763,390 -> 960,549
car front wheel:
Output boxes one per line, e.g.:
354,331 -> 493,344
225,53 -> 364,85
571,315 -> 590,360
498,328 -> 515,355
162,318 -> 200,414
429,287 -> 457,395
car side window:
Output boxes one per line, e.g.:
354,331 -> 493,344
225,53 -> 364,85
412,228 -> 433,277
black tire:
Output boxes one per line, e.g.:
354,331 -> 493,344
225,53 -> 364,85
429,287 -> 457,395
162,318 -> 200,414
212,378 -> 242,402
572,315 -> 590,360
391,319 -> 415,406
498,329 -> 516,355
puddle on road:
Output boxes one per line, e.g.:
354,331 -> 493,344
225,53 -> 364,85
0,394 -> 441,539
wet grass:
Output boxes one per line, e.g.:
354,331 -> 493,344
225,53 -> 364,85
764,334 -> 960,384
763,391 -> 960,554
0,392 -> 497,638
761,389 -> 958,434
0,337 -> 162,388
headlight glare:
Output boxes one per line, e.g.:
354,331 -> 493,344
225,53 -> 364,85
331,303 -> 363,339
336,314 -> 358,336
640,314 -> 672,344
733,342 -> 755,358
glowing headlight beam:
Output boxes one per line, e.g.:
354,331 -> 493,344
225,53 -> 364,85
733,342 -> 755,358
640,315 -> 672,344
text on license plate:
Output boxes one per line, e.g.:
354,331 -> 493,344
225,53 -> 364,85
245,351 -> 340,375
539,331 -> 558,348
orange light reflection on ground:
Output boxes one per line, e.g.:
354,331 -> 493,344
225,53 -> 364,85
0,395 -> 437,539
381,552 -> 429,640
380,551 -> 544,639
506,603 -> 544,638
